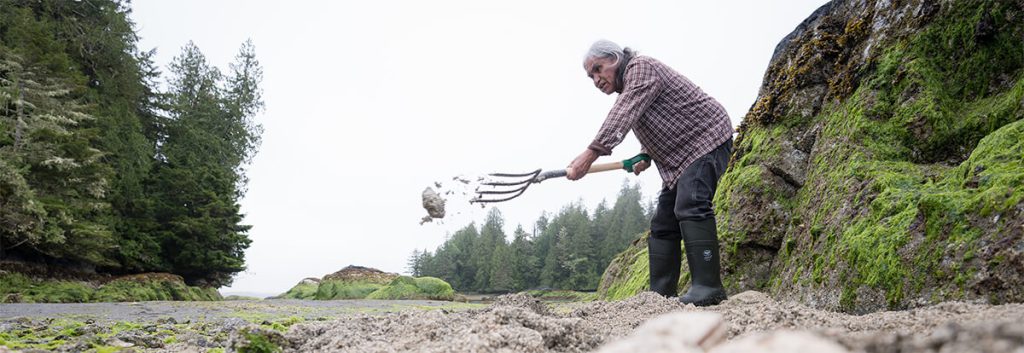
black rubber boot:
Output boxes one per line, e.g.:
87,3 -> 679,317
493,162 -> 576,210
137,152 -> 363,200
648,236 -> 681,297
679,218 -> 727,306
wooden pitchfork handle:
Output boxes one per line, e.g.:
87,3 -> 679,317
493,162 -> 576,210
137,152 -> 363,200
471,153 -> 651,204
541,153 -> 652,181
585,152 -> 652,174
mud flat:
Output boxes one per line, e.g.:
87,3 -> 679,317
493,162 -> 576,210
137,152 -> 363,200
2,292 -> 1023,352
288,292 -> 1024,353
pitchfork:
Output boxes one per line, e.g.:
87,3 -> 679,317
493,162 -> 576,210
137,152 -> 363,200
470,153 -> 651,204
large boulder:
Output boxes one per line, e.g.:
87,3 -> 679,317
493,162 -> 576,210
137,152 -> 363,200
316,265 -> 400,300
366,276 -> 456,301
719,0 -> 1024,313
600,0 -> 1024,313
273,265 -> 457,301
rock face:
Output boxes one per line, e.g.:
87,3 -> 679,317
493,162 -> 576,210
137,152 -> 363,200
721,0 -> 1024,312
601,0 -> 1024,313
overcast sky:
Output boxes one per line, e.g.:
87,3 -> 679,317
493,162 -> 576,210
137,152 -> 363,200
130,0 -> 829,296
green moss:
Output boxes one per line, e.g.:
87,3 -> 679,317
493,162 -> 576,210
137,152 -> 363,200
0,272 -> 221,303
412,277 -> 456,300
710,0 -> 1024,312
839,286 -> 857,312
819,77 -> 1021,309
0,319 -> 93,350
93,346 -> 127,353
238,332 -> 281,353
314,280 -> 383,300
365,276 -> 455,301
258,316 -> 304,332
276,282 -> 320,300
599,233 -> 651,301
0,273 -> 93,303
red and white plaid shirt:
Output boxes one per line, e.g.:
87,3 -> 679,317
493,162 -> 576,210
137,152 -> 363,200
588,56 -> 733,189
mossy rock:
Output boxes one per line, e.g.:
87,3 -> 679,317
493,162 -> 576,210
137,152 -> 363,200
273,278 -> 321,299
314,280 -> 383,300
321,265 -> 398,284
366,276 -> 455,301
273,266 -> 457,300
305,265 -> 401,300
714,0 -> 1024,312
0,272 -> 221,303
232,327 -> 286,353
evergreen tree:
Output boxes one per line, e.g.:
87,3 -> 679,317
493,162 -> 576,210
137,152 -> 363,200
446,224 -> 478,291
407,249 -> 423,276
0,1 -> 265,287
418,184 -> 650,292
418,249 -> 436,277
600,181 -> 648,269
0,51 -> 114,266
537,203 -> 586,288
151,41 -> 263,286
508,225 -> 538,290
473,208 -> 505,291
488,242 -> 514,292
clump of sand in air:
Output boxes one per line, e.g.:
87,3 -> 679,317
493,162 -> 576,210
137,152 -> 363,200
419,175 -> 484,225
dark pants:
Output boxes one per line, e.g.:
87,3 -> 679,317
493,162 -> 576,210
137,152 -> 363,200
648,138 -> 732,296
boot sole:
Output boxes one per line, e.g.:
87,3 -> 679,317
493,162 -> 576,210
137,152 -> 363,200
680,293 -> 727,307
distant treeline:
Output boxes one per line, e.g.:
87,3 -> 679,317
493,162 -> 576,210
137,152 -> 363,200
0,0 -> 262,287
408,182 -> 650,292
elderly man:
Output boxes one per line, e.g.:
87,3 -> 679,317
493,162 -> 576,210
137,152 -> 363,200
566,40 -> 733,306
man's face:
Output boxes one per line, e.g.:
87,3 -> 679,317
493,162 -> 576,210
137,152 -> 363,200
584,56 -> 619,95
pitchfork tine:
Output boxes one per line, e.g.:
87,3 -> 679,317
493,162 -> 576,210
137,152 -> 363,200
476,187 -> 529,195
489,171 -> 540,178
470,169 -> 542,203
481,179 -> 532,187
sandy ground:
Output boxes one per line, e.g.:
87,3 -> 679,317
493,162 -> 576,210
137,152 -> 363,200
286,291 -> 1024,353
0,298 -> 476,323
2,292 -> 1024,352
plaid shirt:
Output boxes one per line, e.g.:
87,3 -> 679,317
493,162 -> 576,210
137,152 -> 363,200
588,56 -> 733,189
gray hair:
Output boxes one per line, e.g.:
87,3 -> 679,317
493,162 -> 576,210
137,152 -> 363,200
584,40 -> 637,90
584,39 -> 625,65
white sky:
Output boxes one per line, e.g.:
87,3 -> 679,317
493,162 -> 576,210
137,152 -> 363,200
130,0 -> 829,296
